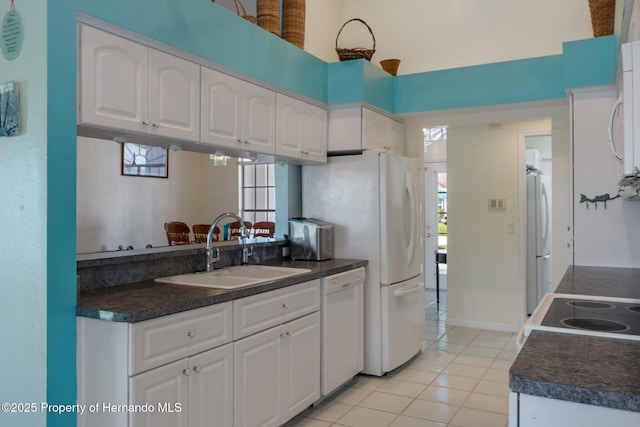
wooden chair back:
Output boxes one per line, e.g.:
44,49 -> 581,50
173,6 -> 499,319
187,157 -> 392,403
164,221 -> 191,246
192,224 -> 220,243
252,221 -> 275,238
229,221 -> 252,240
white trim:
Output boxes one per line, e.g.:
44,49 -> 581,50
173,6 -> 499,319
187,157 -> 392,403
445,317 -> 519,333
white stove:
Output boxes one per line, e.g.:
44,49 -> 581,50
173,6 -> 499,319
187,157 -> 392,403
516,293 -> 640,348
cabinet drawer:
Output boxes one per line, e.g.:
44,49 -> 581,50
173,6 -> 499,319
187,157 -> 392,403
129,302 -> 232,375
234,280 -> 320,340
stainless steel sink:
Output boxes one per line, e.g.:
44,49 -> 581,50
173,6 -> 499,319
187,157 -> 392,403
154,265 -> 311,290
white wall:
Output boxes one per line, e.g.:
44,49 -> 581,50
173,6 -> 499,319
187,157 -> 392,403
446,119 -> 552,330
77,137 -> 239,253
0,2 -> 48,425
306,0 -> 593,74
572,87 -> 640,267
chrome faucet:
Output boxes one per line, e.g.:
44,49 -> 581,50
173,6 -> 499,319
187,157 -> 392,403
205,212 -> 250,271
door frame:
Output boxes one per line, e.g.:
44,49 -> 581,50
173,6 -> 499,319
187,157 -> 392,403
424,161 -> 447,290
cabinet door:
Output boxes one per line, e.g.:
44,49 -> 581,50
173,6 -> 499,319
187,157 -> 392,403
234,325 -> 282,427
129,359 -> 189,427
362,108 -> 387,151
148,49 -> 200,141
190,343 -> 233,427
243,82 -> 276,155
281,312 -> 320,423
275,94 -> 304,158
201,67 -> 243,149
389,118 -> 405,155
276,95 -> 327,163
304,104 -> 328,162
79,24 -> 149,133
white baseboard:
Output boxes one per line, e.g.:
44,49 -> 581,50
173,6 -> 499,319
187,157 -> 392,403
445,317 -> 519,333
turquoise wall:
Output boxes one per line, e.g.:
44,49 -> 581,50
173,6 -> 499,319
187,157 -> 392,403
48,4 -> 77,427
45,2 -> 620,426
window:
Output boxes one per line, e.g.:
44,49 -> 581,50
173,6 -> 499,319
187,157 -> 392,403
423,125 -> 448,150
239,162 -> 276,224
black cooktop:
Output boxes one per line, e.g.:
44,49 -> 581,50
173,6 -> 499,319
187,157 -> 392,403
541,297 -> 640,335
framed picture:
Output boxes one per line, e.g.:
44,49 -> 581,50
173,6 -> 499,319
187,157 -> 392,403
121,143 -> 168,178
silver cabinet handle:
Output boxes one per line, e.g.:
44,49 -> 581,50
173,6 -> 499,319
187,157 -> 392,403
187,331 -> 196,339
152,122 -> 160,128
282,303 -> 288,310
193,366 -> 201,373
142,120 -> 150,126
183,369 -> 191,376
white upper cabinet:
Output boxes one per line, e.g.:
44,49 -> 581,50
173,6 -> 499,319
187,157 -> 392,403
276,94 -> 327,163
148,49 -> 200,141
328,105 -> 404,155
79,24 -> 200,142
201,67 -> 276,155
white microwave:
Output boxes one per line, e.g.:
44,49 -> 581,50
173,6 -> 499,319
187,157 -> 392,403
609,40 -> 640,198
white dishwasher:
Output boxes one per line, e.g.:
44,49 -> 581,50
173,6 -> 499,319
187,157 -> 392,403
321,267 -> 365,397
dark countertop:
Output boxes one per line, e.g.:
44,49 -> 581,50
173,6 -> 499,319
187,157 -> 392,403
510,265 -> 640,412
77,258 -> 367,323
555,265 -> 640,298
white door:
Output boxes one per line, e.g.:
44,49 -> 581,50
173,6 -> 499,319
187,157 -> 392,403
281,312 -> 320,424
200,67 -> 243,149
148,49 -> 200,141
234,325 -> 281,427
381,276 -> 425,373
242,82 -> 276,155
304,104 -> 328,162
129,359 -> 189,427
79,24 -> 149,132
275,94 -> 304,157
379,153 -> 422,285
190,343 -> 233,427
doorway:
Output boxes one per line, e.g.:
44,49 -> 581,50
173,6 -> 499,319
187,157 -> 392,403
425,162 -> 447,319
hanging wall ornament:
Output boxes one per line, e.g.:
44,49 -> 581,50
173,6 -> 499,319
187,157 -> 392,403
1,0 -> 24,61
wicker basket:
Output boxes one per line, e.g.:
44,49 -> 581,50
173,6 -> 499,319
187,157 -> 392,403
335,18 -> 376,61
232,0 -> 256,24
282,0 -> 306,49
588,0 -> 615,37
380,59 -> 400,76
257,0 -> 280,35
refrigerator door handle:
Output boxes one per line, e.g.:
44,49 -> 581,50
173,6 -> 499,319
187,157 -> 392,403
393,281 -> 424,297
405,170 -> 418,265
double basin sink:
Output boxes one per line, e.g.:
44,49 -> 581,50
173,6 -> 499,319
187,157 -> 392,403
154,265 -> 312,290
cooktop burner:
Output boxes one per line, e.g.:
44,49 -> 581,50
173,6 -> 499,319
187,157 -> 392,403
542,298 -> 640,336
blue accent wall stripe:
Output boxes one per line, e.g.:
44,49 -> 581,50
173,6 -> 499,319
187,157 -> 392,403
394,55 -> 567,114
562,35 -> 619,89
47,3 -> 78,427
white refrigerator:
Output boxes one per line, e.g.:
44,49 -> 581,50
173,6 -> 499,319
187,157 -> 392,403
526,170 -> 552,315
302,151 -> 425,376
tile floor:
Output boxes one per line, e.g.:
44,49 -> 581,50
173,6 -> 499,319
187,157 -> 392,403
285,289 -> 517,427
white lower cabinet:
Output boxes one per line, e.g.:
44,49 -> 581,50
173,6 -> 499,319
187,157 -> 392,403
78,303 -> 233,427
234,312 -> 320,427
130,343 -> 233,427
78,280 -> 321,427
509,392 -> 640,427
